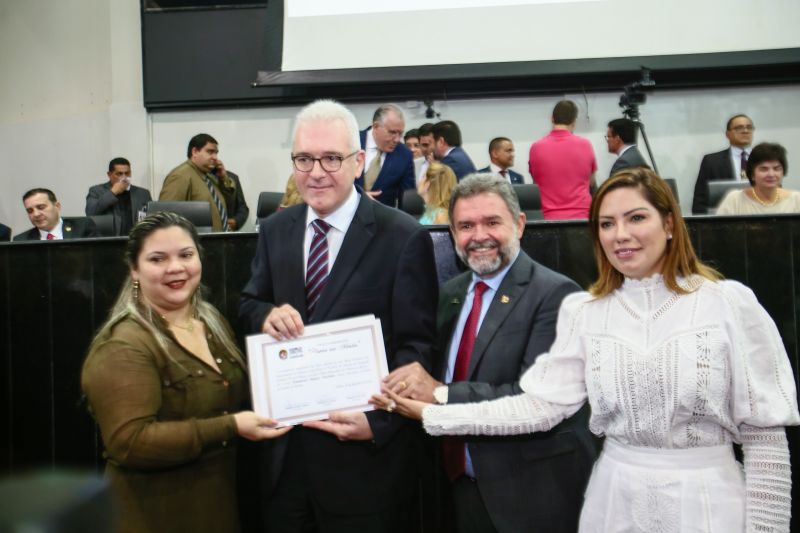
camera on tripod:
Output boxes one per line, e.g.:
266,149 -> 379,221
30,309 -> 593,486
619,68 -> 655,120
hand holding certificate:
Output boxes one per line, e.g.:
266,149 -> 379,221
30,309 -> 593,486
246,315 -> 389,427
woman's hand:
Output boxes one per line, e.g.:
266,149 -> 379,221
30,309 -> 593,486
233,411 -> 292,441
370,387 -> 430,421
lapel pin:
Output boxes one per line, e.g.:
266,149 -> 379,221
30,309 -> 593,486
452,298 -> 461,305
500,295 -> 510,304
65,225 -> 72,232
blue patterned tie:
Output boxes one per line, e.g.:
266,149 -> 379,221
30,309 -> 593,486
305,219 -> 331,316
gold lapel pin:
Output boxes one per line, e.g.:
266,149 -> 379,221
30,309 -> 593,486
65,226 -> 72,232
500,295 -> 510,304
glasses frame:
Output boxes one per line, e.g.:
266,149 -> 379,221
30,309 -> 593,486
291,151 -> 359,172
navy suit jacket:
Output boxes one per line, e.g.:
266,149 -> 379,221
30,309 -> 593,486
0,223 -> 10,242
356,128 -> 416,208
442,146 -> 477,181
477,166 -> 524,184
13,217 -> 98,241
609,145 -> 649,176
436,252 -> 595,532
692,148 -> 737,214
239,190 -> 438,514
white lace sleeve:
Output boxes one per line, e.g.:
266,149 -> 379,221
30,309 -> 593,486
740,424 -> 792,533
422,393 -> 583,436
421,292 -> 590,437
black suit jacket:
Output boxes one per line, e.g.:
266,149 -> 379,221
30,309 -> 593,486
436,252 -> 595,533
356,128 -> 416,208
609,145 -> 649,176
691,148 -> 737,214
85,182 -> 152,235
225,171 -> 250,230
0,223 -> 10,242
13,217 -> 98,241
477,166 -> 524,184
239,190 -> 438,513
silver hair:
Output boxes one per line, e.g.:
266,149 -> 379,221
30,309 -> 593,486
448,172 -> 522,225
372,103 -> 405,126
292,99 -> 361,153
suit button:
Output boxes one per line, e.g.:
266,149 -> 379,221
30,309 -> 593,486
222,380 -> 230,387
197,370 -> 204,376
216,358 -> 223,364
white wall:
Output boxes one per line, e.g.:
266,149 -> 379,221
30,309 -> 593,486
0,0 -> 148,235
150,85 -> 800,229
2,1 -> 799,235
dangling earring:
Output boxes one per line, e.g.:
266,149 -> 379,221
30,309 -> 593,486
133,279 -> 140,300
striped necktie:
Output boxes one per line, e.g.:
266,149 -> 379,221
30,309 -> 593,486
305,219 -> 332,317
203,174 -> 228,231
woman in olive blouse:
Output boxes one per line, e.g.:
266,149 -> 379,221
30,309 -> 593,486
82,212 -> 288,533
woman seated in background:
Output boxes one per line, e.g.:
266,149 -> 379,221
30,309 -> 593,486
82,212 -> 289,533
717,142 -> 800,214
376,168 -> 799,533
418,162 -> 457,224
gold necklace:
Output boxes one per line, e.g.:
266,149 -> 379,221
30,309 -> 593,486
163,316 -> 195,332
751,187 -> 781,207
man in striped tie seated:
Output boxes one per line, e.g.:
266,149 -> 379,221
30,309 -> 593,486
239,99 -> 439,533
159,133 -> 238,232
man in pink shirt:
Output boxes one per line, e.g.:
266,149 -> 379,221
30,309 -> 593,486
528,100 -> 597,219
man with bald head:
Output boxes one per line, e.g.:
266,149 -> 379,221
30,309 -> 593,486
356,103 -> 416,207
240,99 -> 438,532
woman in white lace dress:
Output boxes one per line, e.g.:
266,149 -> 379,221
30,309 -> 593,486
375,168 -> 799,532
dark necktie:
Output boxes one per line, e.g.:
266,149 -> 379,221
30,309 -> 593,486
443,281 -> 489,481
500,170 -> 508,179
305,219 -> 332,317
204,174 -> 229,231
740,150 -> 748,180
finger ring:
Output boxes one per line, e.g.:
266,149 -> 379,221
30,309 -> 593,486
387,400 -> 397,413
399,381 -> 408,390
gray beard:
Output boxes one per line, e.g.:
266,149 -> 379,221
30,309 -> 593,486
456,237 -> 519,277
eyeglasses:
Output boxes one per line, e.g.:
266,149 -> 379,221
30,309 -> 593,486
291,151 -> 358,172
730,125 -> 755,132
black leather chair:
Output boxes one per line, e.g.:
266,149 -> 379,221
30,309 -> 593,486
88,214 -> 115,237
256,192 -> 283,220
401,189 -> 425,218
707,180 -> 750,214
663,178 -> 679,203
146,201 -> 213,233
513,184 -> 543,221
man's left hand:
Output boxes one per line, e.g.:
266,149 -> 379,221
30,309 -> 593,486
383,362 -> 442,403
303,411 -> 374,441
227,219 -> 238,231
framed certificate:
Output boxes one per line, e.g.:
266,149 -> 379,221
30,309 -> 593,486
246,314 -> 389,426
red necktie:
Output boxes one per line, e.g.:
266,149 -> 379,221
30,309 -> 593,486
46,233 -> 54,240
443,281 -> 489,481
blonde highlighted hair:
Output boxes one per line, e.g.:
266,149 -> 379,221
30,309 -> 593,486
589,168 -> 721,297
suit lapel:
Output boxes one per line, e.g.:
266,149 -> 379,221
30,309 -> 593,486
310,195 -> 375,321
63,220 -> 76,240
280,206 -> 311,321
436,274 -> 472,380
466,255 -> 533,379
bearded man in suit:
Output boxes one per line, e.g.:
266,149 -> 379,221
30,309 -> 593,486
384,174 -> 595,533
